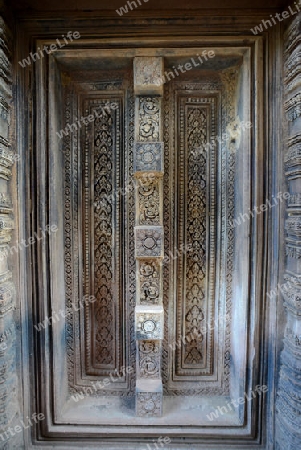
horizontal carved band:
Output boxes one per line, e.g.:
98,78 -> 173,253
286,242 -> 301,259
285,93 -> 301,121
284,15 -> 301,55
286,216 -> 301,237
285,49 -> 301,86
281,274 -> 301,314
0,216 -> 13,231
288,192 -> 301,207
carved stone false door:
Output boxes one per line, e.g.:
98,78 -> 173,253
42,44 -> 263,442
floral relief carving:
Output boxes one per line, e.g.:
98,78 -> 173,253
137,97 -> 161,142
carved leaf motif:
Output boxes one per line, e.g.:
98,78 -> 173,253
93,107 -> 115,366
138,178 -> 160,225
183,107 -> 207,364
138,97 -> 161,142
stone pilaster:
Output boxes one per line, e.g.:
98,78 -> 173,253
133,57 -> 164,417
0,14 -> 22,450
276,12 -> 301,450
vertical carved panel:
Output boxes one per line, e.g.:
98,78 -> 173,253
175,95 -> 217,379
163,75 -> 237,394
83,97 -> 123,374
64,76 -> 135,394
93,110 -> 115,366
180,103 -> 210,372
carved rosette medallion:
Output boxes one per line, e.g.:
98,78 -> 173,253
135,307 -> 164,340
135,227 -> 163,258
134,142 -> 164,173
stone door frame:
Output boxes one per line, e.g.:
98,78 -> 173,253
0,8 -> 291,449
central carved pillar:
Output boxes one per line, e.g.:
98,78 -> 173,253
133,57 -> 164,417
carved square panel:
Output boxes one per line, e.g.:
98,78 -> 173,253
136,379 -> 163,417
134,142 -> 164,173
134,56 -> 164,96
135,305 -> 164,340
135,226 -> 164,258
